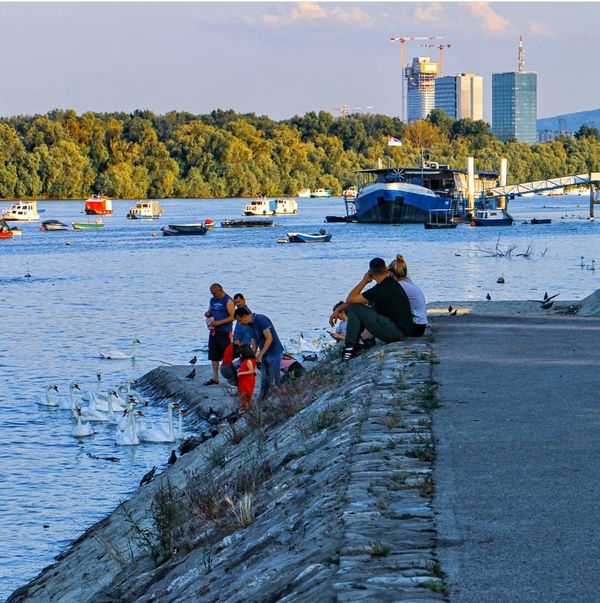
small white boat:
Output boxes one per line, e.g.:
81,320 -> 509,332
470,208 -> 514,227
272,199 -> 298,215
127,200 -> 164,219
297,189 -> 311,198
287,230 -> 332,243
310,188 -> 331,198
2,201 -> 40,221
243,198 -> 273,216
343,186 -> 358,200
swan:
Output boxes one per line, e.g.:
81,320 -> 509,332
80,392 -> 108,422
72,407 -> 94,438
139,402 -> 178,443
176,406 -> 187,440
37,384 -> 60,407
116,402 -> 139,446
98,338 -> 141,360
116,408 -> 130,432
105,392 -> 120,425
59,383 -> 81,410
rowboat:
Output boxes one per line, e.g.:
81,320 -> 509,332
40,220 -> 69,231
221,219 -> 274,228
72,219 -> 105,230
0,219 -> 13,238
161,223 -> 208,236
287,231 -> 332,243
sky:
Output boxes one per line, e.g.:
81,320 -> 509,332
1,1 -> 599,122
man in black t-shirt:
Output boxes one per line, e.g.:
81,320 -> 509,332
329,257 -> 415,360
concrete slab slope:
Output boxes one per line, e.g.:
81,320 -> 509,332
431,314 -> 600,603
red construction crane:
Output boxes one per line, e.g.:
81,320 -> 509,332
390,36 -> 443,121
419,43 -> 452,76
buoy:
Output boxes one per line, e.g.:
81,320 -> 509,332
151,231 -> 157,237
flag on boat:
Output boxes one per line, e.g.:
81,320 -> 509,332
387,136 -> 403,147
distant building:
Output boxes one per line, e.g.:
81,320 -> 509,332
492,71 -> 537,143
406,57 -> 438,123
434,73 -> 483,120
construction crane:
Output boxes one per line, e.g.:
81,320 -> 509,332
390,36 -> 443,122
419,42 -> 452,77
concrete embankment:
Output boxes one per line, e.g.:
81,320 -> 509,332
9,341 -> 445,602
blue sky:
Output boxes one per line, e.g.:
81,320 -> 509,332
1,2 -> 598,121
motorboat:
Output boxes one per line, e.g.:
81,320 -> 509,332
530,218 -> 552,225
272,199 -> 298,215
243,198 -> 273,216
72,218 -> 105,230
343,186 -> 358,200
85,194 -> 113,215
470,209 -> 514,227
310,188 -> 332,198
297,189 -> 311,198
40,219 -> 69,231
204,218 -> 215,229
287,230 -> 332,243
126,200 -> 163,219
2,201 -> 40,221
161,223 -> 208,236
0,219 -> 14,238
221,219 -> 273,228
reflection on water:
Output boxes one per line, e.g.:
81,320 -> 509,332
1,196 -> 599,598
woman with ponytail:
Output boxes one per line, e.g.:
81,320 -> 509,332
388,254 -> 427,337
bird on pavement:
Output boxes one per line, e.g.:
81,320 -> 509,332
167,450 -> 177,466
185,368 -> 196,380
497,275 -> 505,284
529,293 -> 559,309
447,305 -> 453,313
450,309 -> 458,316
140,466 -> 157,486
189,355 -> 198,365
486,293 -> 492,300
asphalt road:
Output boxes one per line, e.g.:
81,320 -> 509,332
431,314 -> 600,603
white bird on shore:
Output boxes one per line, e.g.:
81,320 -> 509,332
72,407 -> 94,438
36,384 -> 60,407
98,338 -> 141,360
139,402 -> 178,443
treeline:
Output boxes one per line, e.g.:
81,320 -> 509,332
0,107 -> 598,199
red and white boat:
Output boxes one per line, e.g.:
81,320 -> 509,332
343,186 -> 358,200
85,195 -> 113,215
0,219 -> 14,238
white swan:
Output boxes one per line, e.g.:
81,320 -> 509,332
176,406 -> 187,440
99,338 -> 141,360
58,383 -> 81,410
139,402 -> 178,443
72,407 -> 94,438
80,392 -> 108,422
37,384 -> 60,407
116,402 -> 139,446
105,392 -> 120,425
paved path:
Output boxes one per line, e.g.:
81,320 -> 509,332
431,314 -> 600,603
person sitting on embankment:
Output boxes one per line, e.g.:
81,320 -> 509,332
387,254 -> 427,337
329,257 -> 423,361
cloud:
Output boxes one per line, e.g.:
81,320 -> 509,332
414,2 -> 443,23
245,2 -> 372,28
465,2 -> 512,35
528,19 -> 553,36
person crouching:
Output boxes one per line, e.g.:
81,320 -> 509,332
237,344 -> 256,413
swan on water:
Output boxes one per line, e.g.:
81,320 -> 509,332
98,338 -> 141,360
115,401 -> 139,446
37,384 -> 60,407
139,402 -> 179,443
177,406 -> 187,440
58,383 -> 82,410
72,407 -> 94,438
80,392 -> 109,422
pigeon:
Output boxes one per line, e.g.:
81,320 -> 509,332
202,407 -> 220,425
140,466 -> 157,486
189,355 -> 198,365
448,305 -> 453,313
167,450 -> 177,466
185,368 -> 196,380
179,436 -> 202,455
486,293 -> 492,300
450,309 -> 458,316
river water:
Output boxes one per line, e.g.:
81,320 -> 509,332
1,194 -> 599,599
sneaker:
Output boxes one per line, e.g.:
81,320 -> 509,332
342,345 -> 356,361
361,337 -> 376,349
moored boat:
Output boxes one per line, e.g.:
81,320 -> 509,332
343,186 -> 358,200
424,209 -> 457,229
287,230 -> 332,243
272,199 -> 298,215
72,218 -> 105,230
85,194 -> 113,215
530,218 -> 552,225
310,188 -> 331,198
297,189 -> 311,198
470,208 -> 514,227
243,198 -> 273,216
2,201 -> 40,221
0,218 -> 14,238
161,223 -> 208,236
221,219 -> 273,228
40,219 -> 69,231
126,200 -> 163,219
204,218 -> 215,229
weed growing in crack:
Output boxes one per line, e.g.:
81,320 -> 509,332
406,445 -> 435,462
421,579 -> 448,594
385,412 -> 404,429
369,540 -> 391,557
296,405 -> 344,439
418,473 -> 433,497
200,442 -> 227,468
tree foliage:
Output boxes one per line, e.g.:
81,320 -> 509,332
0,108 -> 594,199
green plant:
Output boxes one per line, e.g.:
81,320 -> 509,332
151,479 -> 184,563
223,493 -> 255,528
296,405 -> 344,438
406,445 -> 435,461
385,412 -> 404,429
421,579 -> 448,594
418,473 -> 433,497
201,442 -> 227,468
369,540 -> 391,557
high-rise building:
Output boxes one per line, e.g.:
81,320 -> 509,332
491,37 -> 537,144
406,57 -> 438,123
434,73 -> 483,120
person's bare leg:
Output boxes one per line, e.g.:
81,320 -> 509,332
212,360 -> 220,383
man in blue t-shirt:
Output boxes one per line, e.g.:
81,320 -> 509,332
234,307 -> 283,400
232,293 -> 253,346
204,283 -> 235,385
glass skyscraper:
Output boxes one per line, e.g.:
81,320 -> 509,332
435,73 -> 483,120
406,57 -> 438,123
492,71 -> 537,144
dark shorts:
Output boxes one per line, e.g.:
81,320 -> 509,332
208,330 -> 232,361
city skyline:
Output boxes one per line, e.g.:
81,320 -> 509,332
0,2 -> 597,122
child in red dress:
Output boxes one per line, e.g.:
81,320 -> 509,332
237,344 -> 256,413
